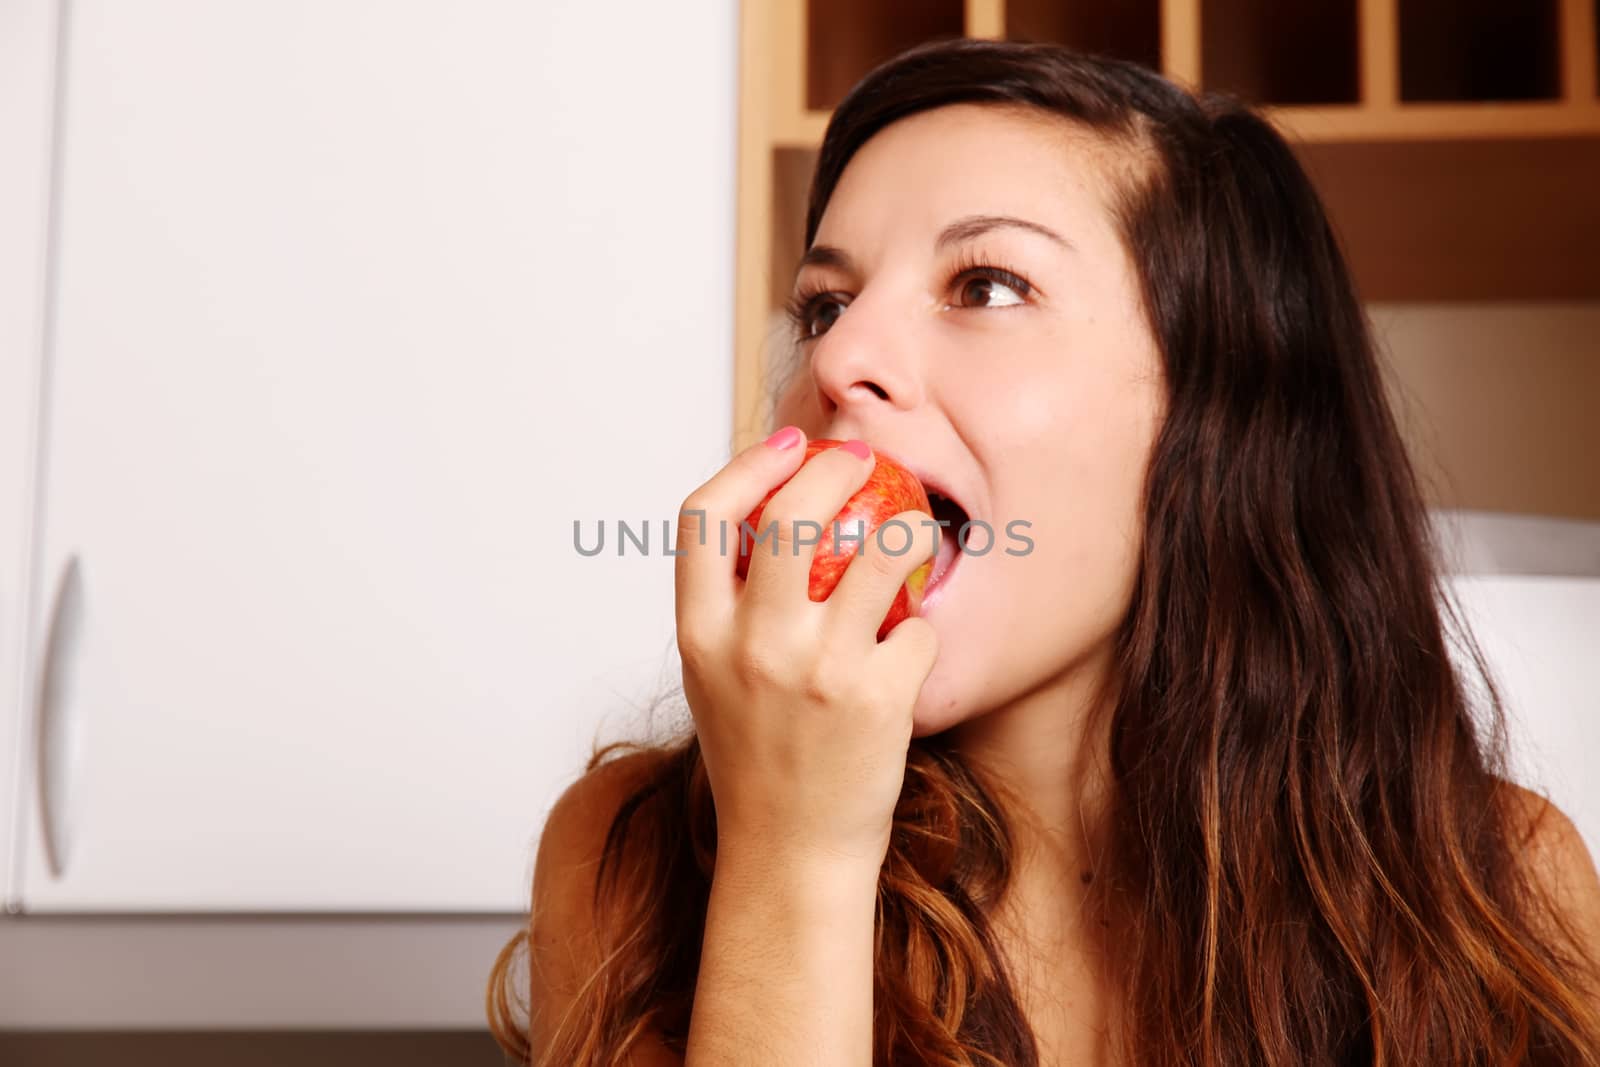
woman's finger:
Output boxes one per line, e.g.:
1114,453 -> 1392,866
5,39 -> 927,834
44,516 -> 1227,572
741,440 -> 876,611
674,426 -> 810,638
825,508 -> 938,644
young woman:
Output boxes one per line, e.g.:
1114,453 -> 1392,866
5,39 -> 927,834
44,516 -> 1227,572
489,39 -> 1600,1065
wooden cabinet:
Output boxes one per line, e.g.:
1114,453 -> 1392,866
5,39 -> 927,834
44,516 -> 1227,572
2,0 -> 737,913
735,0 -> 1600,522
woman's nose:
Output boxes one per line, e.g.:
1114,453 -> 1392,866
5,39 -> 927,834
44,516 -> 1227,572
806,296 -> 924,415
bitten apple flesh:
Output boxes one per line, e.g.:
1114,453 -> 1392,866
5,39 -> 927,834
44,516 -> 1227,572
734,439 -> 934,641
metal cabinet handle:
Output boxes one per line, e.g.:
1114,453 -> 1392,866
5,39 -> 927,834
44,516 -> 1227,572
35,553 -> 85,879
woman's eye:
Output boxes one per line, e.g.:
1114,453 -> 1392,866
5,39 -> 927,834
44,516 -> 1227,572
789,266 -> 1029,342
801,297 -> 844,337
955,272 -> 1027,309
784,294 -> 844,340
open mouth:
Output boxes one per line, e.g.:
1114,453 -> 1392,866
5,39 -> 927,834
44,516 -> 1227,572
922,487 -> 970,602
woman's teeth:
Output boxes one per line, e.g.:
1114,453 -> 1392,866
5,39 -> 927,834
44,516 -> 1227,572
928,527 -> 960,588
923,490 -> 969,597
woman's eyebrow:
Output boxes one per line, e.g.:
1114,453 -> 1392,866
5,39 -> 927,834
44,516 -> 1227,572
935,213 -> 1072,252
796,213 -> 1072,280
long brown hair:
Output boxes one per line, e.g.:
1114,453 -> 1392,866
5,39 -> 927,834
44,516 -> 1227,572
490,39 -> 1600,1064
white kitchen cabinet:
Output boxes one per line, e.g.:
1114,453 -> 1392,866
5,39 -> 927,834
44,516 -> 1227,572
1443,570 -> 1600,857
0,0 -> 62,906
3,0 -> 735,911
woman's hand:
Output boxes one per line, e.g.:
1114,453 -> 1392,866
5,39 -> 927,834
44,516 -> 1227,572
674,427 -> 940,873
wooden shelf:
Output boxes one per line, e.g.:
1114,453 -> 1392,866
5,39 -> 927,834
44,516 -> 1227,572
1005,0 -> 1161,71
1203,0 -> 1360,104
781,100 -> 1600,147
1399,0 -> 1562,102
769,147 -> 818,311
1566,0 -> 1599,99
806,0 -> 965,111
1294,137 -> 1600,302
773,109 -> 832,149
1266,100 -> 1600,140
769,0 -> 1600,142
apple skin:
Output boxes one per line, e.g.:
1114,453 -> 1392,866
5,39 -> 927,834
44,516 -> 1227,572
734,439 -> 933,641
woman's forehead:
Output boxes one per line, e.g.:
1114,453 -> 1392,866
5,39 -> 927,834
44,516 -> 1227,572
817,104 -> 1132,253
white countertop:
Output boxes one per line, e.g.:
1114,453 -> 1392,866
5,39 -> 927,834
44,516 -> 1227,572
0,913 -> 525,1029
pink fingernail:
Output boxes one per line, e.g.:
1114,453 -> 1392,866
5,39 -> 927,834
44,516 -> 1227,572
763,425 -> 801,450
841,439 -> 871,460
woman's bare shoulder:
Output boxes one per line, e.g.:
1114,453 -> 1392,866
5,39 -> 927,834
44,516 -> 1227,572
533,744 -> 676,920
542,747 -> 671,856
528,744 -> 684,1064
1501,781 -> 1600,958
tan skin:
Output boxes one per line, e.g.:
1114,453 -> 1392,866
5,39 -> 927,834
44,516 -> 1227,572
527,105 -> 1600,1065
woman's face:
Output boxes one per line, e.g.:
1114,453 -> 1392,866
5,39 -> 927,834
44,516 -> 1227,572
771,103 -> 1166,737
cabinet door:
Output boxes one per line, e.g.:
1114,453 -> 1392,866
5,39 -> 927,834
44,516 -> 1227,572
0,0 -> 60,908
6,0 -> 735,911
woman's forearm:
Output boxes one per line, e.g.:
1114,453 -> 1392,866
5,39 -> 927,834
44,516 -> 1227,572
684,843 -> 881,1065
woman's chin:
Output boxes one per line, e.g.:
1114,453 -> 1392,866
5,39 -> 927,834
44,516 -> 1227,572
909,689 -> 969,739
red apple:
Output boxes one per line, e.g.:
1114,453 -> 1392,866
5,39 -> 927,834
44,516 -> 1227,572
734,438 -> 933,641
